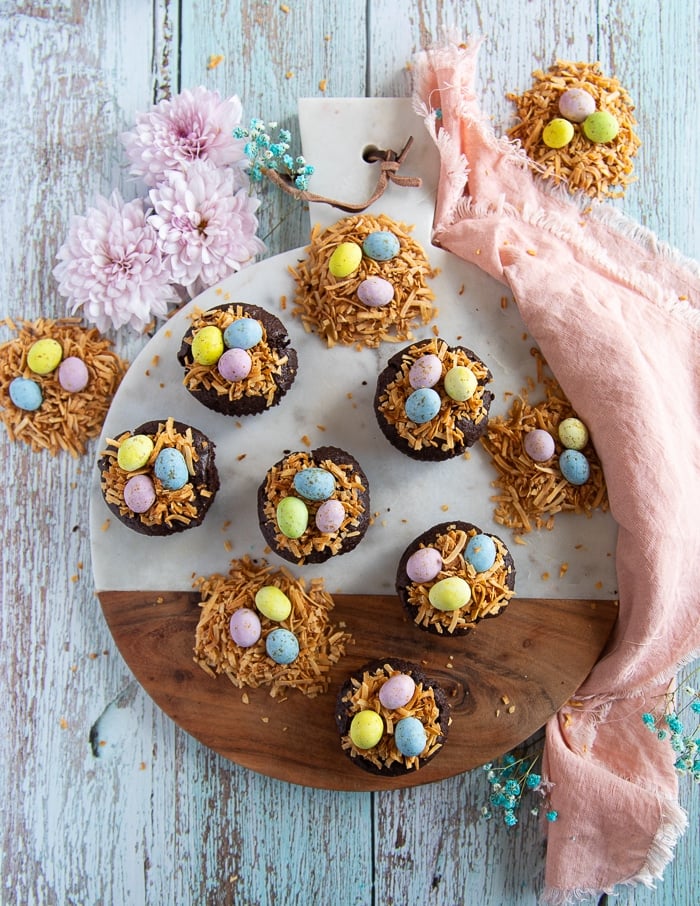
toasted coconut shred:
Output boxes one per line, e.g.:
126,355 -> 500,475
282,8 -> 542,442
100,417 -> 209,528
193,556 -> 352,698
377,338 -> 490,452
183,305 -> 287,404
340,664 -> 445,771
262,451 -> 367,562
480,350 -> 609,533
507,60 -> 641,199
0,317 -> 128,456
289,213 -> 439,347
407,525 -> 515,634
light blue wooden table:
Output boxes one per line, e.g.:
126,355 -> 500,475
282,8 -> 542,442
1,2 -> 698,904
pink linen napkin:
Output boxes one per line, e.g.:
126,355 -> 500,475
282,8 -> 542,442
413,37 -> 700,904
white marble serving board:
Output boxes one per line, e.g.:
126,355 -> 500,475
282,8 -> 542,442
90,99 -> 618,597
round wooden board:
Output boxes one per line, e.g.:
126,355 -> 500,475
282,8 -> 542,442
98,589 -> 617,790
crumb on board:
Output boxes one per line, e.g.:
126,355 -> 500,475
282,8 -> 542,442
207,54 -> 224,70
319,79 -> 327,92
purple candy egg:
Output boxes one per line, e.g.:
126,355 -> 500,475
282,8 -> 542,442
405,547 -> 443,583
378,673 -> 416,710
357,276 -> 394,308
524,428 -> 555,462
218,347 -> 252,382
57,356 -> 89,393
315,498 -> 345,533
123,474 -> 156,514
229,608 -> 262,647
408,354 -> 442,389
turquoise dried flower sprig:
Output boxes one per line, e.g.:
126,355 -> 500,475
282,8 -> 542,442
234,119 -> 315,190
642,665 -> 700,783
480,752 -> 558,827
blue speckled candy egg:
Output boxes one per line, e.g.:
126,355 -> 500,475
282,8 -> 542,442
154,447 -> 189,491
559,449 -> 590,485
293,467 -> 336,501
408,354 -> 442,389
223,317 -> 263,350
265,628 -> 300,665
276,496 -> 309,538
229,608 -> 262,647
357,276 -> 394,308
9,376 -> 42,411
406,547 -> 443,584
362,230 -> 400,261
315,499 -> 345,533
524,428 -> 555,462
378,673 -> 416,710
394,716 -> 427,758
405,387 -> 441,424
123,474 -> 156,514
465,533 -> 497,573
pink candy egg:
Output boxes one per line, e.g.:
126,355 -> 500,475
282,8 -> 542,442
57,356 -> 89,392
229,608 -> 262,647
315,498 -> 345,533
558,88 -> 596,123
123,474 -> 156,513
218,347 -> 252,382
405,547 -> 443,583
379,673 -> 416,710
408,354 -> 442,389
524,428 -> 555,462
357,276 -> 394,308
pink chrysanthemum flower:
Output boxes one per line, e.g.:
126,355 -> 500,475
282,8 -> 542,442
122,87 -> 247,188
149,160 -> 266,291
53,191 -> 177,333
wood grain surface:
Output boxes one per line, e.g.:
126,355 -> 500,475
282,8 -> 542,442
2,2 -> 699,905
98,590 -> 618,791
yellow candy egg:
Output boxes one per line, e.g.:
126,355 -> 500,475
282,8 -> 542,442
444,365 -> 478,401
558,417 -> 589,451
542,117 -> 575,149
117,434 -> 154,472
276,496 -> 309,539
191,325 -> 224,365
27,338 -> 63,375
349,710 -> 384,749
255,585 -> 292,622
328,242 -> 362,278
428,576 -> 471,612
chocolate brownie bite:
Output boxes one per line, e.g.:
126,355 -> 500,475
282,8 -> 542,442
257,445 -> 370,565
335,658 -> 451,775
177,302 -> 298,416
396,521 -> 516,635
98,417 -> 219,535
374,337 -> 494,461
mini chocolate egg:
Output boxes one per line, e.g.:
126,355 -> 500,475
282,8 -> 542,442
255,585 -> 293,622
558,417 -> 589,451
328,242 -> 362,278
229,608 -> 261,647
9,376 -> 42,411
444,365 -> 477,401
123,473 -> 156,513
465,533 -> 497,573
223,317 -> 263,350
394,716 -> 427,758
293,467 -> 336,501
524,428 -> 555,462
57,356 -> 89,392
357,276 -> 394,308
27,338 -> 63,375
154,447 -> 189,491
218,347 -> 252,382
349,710 -> 384,749
362,230 -> 400,261
559,449 -> 590,485
265,627 -> 299,665
276,496 -> 309,539
542,118 -> 575,149
558,87 -> 596,123
191,325 -> 224,365
315,498 -> 345,533
406,547 -> 443,584
408,354 -> 442,389
582,110 -> 619,143
429,576 -> 471,612
378,673 -> 416,710
117,434 -> 154,472
405,387 -> 441,424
